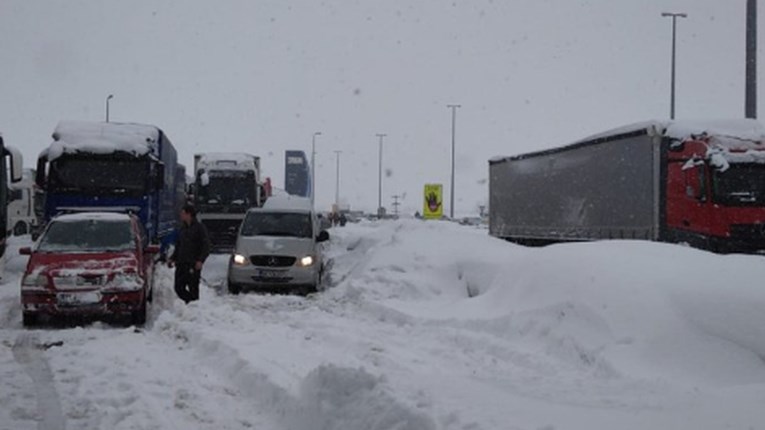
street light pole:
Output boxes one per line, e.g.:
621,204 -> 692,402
105,94 -> 114,122
661,12 -> 687,120
447,104 -> 461,219
334,150 -> 342,208
376,133 -> 386,216
746,0 -> 757,119
311,132 -> 321,209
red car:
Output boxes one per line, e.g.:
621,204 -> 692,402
20,212 -> 159,326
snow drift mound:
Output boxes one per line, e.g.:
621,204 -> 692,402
288,365 -> 436,430
330,221 -> 765,387
476,240 -> 765,385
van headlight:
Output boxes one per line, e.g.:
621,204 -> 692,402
232,254 -> 248,266
298,255 -> 314,267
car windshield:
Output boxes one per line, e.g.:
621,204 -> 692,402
38,219 -> 134,253
240,212 -> 312,238
712,164 -> 765,206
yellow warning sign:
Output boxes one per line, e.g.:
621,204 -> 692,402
423,184 -> 443,219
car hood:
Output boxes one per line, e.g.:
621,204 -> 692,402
28,252 -> 139,277
236,236 -> 316,257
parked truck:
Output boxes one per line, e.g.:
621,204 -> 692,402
285,150 -> 311,197
193,152 -> 265,251
35,121 -> 182,245
0,135 -> 25,276
8,169 -> 38,236
489,120 -> 765,254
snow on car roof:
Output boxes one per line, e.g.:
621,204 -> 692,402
260,195 -> 312,212
42,120 -> 161,161
195,152 -> 259,172
53,212 -> 133,222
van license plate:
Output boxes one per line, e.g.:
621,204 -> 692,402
256,269 -> 284,279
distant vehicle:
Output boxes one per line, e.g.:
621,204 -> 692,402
490,120 -> 765,254
193,153 -> 266,251
284,150 -> 311,197
0,135 -> 24,277
228,195 -> 330,295
35,121 -> 183,245
19,212 -> 159,326
8,169 -> 37,236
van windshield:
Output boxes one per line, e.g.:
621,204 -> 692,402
241,212 -> 313,238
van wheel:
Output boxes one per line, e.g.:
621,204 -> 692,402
13,222 -> 28,236
22,312 -> 38,327
228,282 -> 241,295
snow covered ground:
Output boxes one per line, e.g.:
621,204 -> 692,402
2,220 -> 765,429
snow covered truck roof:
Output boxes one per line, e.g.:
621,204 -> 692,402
490,119 -> 765,165
41,120 -> 163,161
194,152 -> 259,173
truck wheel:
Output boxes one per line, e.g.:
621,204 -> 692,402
228,282 -> 241,295
13,222 -> 28,236
22,312 -> 38,327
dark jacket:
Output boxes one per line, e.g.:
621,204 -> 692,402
170,219 -> 211,265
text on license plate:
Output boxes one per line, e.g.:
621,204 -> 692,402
57,291 -> 102,306
256,269 -> 285,279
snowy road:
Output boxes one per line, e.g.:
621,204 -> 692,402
3,220 -> 765,429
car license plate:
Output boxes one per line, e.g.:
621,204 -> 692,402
256,269 -> 284,279
57,291 -> 101,306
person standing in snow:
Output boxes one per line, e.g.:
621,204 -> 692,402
168,204 -> 211,303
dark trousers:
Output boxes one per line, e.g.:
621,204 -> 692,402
174,264 -> 200,303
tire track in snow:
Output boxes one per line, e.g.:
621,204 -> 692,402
12,333 -> 66,430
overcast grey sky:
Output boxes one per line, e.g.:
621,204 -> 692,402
0,0 -> 758,214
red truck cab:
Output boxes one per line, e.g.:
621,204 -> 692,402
665,130 -> 765,252
20,212 -> 158,326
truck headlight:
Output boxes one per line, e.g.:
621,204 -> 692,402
232,254 -> 248,266
298,256 -> 314,267
21,274 -> 47,288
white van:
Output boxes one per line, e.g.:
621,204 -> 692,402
227,196 -> 329,295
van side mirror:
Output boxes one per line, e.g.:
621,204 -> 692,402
317,230 -> 330,243
19,247 -> 32,256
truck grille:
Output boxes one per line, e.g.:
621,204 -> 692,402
250,255 -> 296,267
200,219 -> 242,251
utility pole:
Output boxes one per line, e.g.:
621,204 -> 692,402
105,94 -> 114,122
747,0 -> 757,119
661,12 -> 687,120
376,133 -> 386,217
447,104 -> 461,219
333,150 -> 342,208
391,194 -> 401,217
311,132 -> 321,209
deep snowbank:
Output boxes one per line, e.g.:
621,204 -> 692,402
328,220 -> 765,387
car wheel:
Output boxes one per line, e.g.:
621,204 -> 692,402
131,300 -> 147,326
228,282 -> 241,295
22,312 -> 38,327
13,221 -> 28,236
